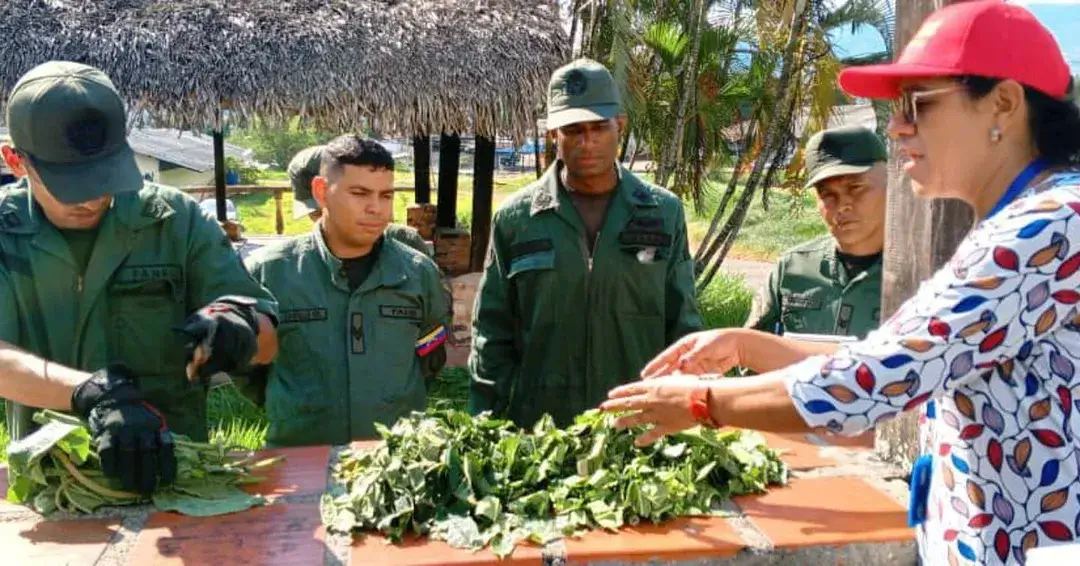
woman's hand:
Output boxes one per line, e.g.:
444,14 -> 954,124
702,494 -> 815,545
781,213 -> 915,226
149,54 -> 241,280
600,375 -> 710,446
640,329 -> 744,379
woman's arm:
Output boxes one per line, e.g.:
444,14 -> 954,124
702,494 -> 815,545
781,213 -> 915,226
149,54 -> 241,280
641,327 -> 840,377
608,191 -> 1080,444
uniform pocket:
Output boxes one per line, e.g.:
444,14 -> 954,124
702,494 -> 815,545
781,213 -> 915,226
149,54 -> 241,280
780,290 -> 825,333
107,278 -> 187,381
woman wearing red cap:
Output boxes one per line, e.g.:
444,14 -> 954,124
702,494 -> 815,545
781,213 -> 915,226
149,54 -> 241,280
600,1 -> 1080,563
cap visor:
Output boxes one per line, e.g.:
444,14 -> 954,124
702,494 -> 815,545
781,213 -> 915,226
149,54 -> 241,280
839,63 -> 963,99
293,198 -> 319,220
546,104 -> 620,131
805,163 -> 874,189
29,144 -> 144,205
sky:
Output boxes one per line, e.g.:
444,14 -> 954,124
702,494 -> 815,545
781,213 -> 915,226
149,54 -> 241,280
830,1 -> 1080,73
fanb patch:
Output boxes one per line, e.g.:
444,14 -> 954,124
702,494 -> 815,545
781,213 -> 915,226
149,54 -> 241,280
281,308 -> 328,323
379,305 -> 422,320
563,70 -> 588,96
351,312 -> 365,354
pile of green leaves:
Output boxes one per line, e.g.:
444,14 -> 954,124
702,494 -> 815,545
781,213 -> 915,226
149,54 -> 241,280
6,410 -> 282,517
321,409 -> 786,557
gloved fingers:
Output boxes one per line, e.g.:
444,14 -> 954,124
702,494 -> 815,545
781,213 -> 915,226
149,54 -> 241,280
137,430 -> 159,495
117,426 -> 138,494
158,431 -> 177,487
185,343 -> 211,383
97,431 -> 119,482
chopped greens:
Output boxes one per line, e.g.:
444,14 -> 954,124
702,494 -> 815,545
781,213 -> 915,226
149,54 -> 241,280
322,409 -> 787,558
6,410 -> 281,517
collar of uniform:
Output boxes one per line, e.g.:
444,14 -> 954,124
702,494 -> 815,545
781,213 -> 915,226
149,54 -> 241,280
530,160 -> 657,216
825,240 -> 884,285
0,180 -> 172,235
311,222 -> 408,292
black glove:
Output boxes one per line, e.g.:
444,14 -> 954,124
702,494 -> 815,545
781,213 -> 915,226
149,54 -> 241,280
71,365 -> 177,495
175,296 -> 261,383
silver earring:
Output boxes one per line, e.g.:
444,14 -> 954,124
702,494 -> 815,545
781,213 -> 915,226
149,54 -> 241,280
990,128 -> 1002,142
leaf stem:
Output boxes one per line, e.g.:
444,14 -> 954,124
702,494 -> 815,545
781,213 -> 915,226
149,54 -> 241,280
50,449 -> 142,501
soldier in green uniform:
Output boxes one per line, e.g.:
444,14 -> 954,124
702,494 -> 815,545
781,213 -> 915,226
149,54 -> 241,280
240,135 -> 451,446
0,61 -> 279,492
744,125 -> 887,339
469,58 -> 704,428
289,144 -> 433,257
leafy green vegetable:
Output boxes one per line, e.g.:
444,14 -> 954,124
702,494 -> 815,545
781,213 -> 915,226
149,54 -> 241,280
5,410 -> 282,517
322,408 -> 787,558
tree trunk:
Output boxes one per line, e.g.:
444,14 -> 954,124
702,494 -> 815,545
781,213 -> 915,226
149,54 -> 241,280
696,0 -> 812,289
876,0 -> 971,470
656,0 -> 707,189
568,0 -> 583,57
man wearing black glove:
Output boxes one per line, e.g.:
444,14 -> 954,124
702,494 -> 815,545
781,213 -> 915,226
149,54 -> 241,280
0,61 -> 280,444
0,338 -> 177,494
71,365 -> 177,494
176,296 -> 263,383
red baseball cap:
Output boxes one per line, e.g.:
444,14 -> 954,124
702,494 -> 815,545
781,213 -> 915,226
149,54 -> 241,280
839,0 -> 1071,100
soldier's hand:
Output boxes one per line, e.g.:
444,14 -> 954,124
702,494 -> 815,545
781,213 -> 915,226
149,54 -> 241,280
175,296 -> 260,383
71,365 -> 177,495
640,329 -> 744,379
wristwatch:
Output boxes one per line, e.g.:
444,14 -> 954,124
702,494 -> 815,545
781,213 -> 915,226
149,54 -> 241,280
689,385 -> 721,429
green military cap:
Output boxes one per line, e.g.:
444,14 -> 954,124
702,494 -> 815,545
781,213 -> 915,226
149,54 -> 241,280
546,58 -> 622,130
288,145 -> 324,219
803,126 -> 887,189
5,61 -> 143,204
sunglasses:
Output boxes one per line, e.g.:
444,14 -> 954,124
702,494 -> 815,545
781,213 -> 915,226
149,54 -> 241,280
893,86 -> 964,125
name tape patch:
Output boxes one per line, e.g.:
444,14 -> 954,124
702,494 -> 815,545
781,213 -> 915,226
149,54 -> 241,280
380,305 -> 422,320
618,231 -> 672,248
281,308 -> 328,323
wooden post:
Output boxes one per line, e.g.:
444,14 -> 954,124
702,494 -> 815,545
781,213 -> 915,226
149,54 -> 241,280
471,135 -> 497,272
213,128 -> 227,222
876,0 -> 973,469
273,189 -> 285,235
437,133 -> 461,228
413,135 -> 432,204
533,120 -> 544,179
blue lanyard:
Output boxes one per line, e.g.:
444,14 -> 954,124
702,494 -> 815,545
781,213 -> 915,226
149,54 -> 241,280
985,158 -> 1051,220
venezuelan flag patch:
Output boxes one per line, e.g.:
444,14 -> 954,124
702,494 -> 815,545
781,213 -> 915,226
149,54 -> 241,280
415,325 -> 448,356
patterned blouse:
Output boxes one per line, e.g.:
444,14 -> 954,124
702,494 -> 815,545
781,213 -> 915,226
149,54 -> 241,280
785,170 -> 1080,565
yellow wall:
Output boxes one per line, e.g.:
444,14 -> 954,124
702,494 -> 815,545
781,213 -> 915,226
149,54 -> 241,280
134,155 -> 214,187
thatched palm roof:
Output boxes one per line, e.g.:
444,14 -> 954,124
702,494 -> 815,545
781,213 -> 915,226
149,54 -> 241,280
0,0 -> 567,139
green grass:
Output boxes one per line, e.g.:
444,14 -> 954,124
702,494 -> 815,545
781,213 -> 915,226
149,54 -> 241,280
685,180 -> 827,262
697,272 -> 755,329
